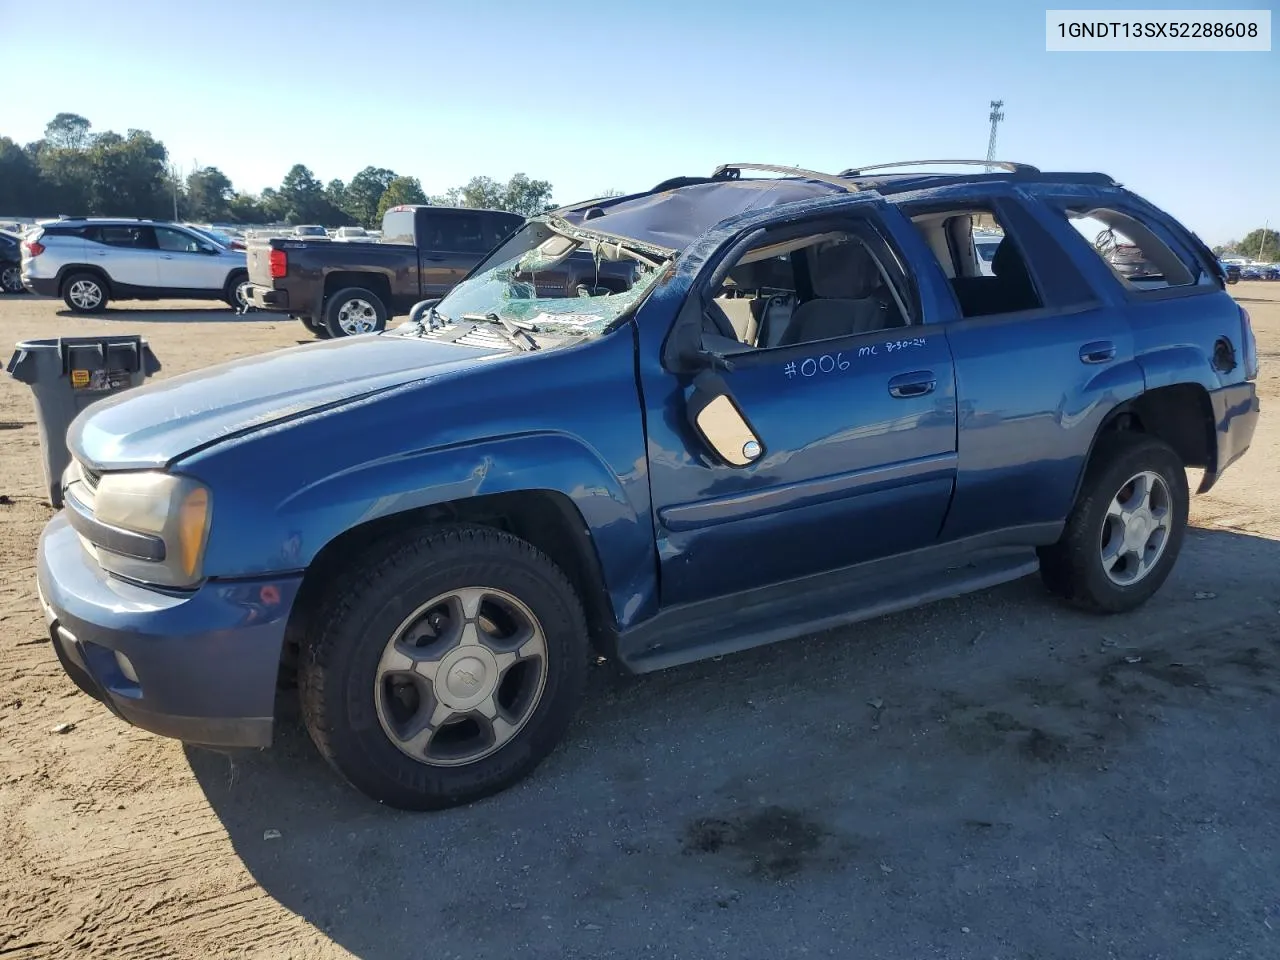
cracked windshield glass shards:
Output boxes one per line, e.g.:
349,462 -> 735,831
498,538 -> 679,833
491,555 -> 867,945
425,225 -> 669,339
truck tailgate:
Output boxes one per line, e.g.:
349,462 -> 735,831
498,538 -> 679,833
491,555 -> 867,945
246,240 -> 277,287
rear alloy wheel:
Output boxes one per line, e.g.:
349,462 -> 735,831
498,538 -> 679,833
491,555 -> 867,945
1038,433 -> 1188,613
0,262 -> 22,294
324,287 -> 387,338
299,524 -> 589,810
62,273 -> 108,313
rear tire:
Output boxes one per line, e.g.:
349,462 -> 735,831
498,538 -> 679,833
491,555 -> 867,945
1038,433 -> 1188,613
61,272 -> 109,313
298,524 -> 590,810
324,287 -> 387,338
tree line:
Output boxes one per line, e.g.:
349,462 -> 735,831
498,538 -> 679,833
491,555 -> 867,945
0,113 -> 557,228
1215,229 -> 1279,261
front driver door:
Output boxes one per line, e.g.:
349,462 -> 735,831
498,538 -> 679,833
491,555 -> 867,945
153,226 -> 223,291
642,207 -> 960,607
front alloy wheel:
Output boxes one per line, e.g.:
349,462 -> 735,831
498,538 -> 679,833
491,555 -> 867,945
375,587 -> 549,767
298,524 -> 589,810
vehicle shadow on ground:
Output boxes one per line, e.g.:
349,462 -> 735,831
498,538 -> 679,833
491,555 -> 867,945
188,527 -> 1280,960
50,307 -> 269,323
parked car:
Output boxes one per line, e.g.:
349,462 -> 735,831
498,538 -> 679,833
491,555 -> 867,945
1262,265 -> 1280,281
292,224 -> 328,238
0,229 -> 24,293
245,204 -> 636,338
1241,266 -> 1263,281
186,224 -> 246,251
36,161 -> 1260,810
1219,260 -> 1241,284
20,217 -> 251,313
334,226 -> 371,242
972,230 -> 1003,276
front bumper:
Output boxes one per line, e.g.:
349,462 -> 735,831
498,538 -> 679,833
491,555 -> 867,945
1199,381 -> 1260,492
245,283 -> 291,313
37,512 -> 303,748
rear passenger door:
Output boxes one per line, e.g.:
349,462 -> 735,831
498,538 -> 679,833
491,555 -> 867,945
416,209 -> 492,297
82,225 -> 159,289
905,194 -> 1143,541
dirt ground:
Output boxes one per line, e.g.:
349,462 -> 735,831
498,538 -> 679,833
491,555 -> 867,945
1,288 -> 1278,960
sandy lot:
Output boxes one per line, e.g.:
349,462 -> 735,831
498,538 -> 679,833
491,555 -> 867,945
1,288 -> 1278,959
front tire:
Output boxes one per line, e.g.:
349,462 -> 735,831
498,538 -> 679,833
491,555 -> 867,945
323,287 -> 387,338
298,524 -> 590,810
61,272 -> 109,313
0,261 -> 22,294
224,272 -> 252,312
297,314 -> 332,338
1038,433 -> 1188,613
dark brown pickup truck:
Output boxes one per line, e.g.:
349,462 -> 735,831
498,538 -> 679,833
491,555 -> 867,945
244,204 -> 636,338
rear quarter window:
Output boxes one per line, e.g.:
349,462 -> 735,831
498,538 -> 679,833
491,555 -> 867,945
1049,202 -> 1211,296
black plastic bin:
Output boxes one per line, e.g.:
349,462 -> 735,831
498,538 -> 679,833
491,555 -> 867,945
6,336 -> 161,507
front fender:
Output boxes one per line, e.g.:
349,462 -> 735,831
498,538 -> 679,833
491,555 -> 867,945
194,430 -> 657,633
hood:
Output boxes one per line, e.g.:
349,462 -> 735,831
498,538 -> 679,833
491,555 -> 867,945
69,332 -> 504,470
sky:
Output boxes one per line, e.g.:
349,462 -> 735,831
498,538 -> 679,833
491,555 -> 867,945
2,0 -> 1276,244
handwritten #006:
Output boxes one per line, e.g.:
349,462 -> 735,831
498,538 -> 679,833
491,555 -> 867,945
784,337 -> 928,379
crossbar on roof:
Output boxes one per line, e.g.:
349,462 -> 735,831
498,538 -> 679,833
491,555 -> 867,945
711,163 -> 860,192
839,159 -> 1041,176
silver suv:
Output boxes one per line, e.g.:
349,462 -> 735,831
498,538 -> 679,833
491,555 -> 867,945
20,218 -> 250,314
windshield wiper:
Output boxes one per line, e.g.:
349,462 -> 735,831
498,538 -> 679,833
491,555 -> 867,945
409,301 -> 450,336
462,313 -> 540,352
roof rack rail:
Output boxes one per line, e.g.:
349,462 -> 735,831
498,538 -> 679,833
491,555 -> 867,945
712,163 -> 859,192
839,159 -> 1041,176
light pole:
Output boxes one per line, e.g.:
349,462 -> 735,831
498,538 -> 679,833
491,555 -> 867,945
986,100 -> 1004,171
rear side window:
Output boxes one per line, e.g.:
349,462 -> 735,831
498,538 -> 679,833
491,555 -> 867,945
1056,205 -> 1202,292
382,209 -> 415,245
483,213 -> 521,248
430,213 -> 488,253
84,225 -> 155,249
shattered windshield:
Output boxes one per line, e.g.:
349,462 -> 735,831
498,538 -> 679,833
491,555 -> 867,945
427,223 -> 670,338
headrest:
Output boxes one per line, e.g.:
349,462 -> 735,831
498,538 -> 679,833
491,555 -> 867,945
809,241 -> 880,299
991,236 -> 1025,280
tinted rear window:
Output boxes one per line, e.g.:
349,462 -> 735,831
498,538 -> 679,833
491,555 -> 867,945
484,213 -> 522,248
425,212 -> 488,253
382,209 -> 415,245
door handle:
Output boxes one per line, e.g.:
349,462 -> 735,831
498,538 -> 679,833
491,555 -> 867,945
423,255 -> 446,262
1080,340 -> 1116,364
161,255 -> 174,260
887,370 -> 936,399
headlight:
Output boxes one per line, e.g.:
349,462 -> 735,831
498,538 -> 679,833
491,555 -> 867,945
91,472 -> 212,588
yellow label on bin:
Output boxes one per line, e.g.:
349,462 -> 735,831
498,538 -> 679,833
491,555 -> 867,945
70,369 -> 90,388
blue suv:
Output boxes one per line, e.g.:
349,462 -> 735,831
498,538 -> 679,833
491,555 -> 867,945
36,161 -> 1260,809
